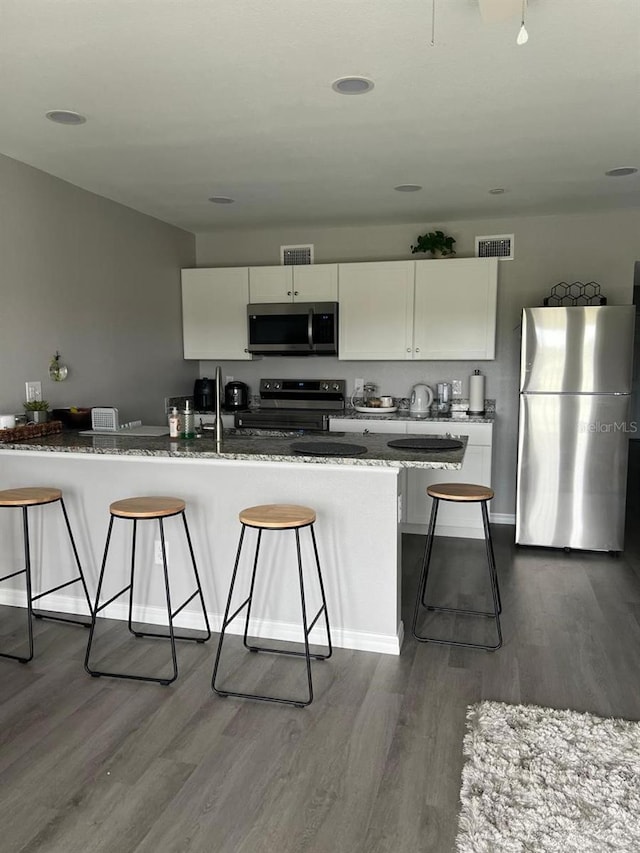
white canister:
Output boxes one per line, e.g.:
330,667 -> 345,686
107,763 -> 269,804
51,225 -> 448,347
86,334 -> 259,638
0,414 -> 16,429
469,370 -> 485,415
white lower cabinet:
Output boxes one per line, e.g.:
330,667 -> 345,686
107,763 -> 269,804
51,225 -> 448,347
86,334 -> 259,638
329,418 -> 493,539
331,418 -> 407,435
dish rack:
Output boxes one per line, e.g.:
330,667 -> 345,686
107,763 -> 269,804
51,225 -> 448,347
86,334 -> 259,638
91,407 -> 119,431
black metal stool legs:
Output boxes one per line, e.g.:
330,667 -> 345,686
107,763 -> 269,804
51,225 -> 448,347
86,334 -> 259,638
412,497 -> 502,651
481,501 -> 502,615
31,497 -> 94,626
212,522 -> 332,707
85,510 -> 210,685
0,498 -> 92,663
0,507 -> 35,663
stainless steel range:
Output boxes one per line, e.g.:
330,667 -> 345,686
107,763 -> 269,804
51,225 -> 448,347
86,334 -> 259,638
235,378 -> 346,431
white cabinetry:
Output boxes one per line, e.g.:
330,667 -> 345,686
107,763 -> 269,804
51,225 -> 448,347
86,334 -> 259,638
333,418 -> 407,435
329,418 -> 493,539
249,264 -> 338,303
414,258 -> 497,359
338,258 -> 497,361
181,268 -> 251,360
337,262 -> 414,360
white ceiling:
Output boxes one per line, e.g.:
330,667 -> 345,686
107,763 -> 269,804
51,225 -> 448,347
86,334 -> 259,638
1,0 -> 639,232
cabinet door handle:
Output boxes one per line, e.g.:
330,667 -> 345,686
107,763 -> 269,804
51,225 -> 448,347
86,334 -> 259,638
294,291 -> 299,296
407,347 -> 411,353
415,347 -> 420,352
244,347 -> 249,353
287,291 -> 292,296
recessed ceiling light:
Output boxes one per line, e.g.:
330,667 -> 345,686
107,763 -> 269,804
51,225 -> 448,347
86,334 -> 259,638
45,110 -> 86,125
208,196 -> 235,204
332,77 -> 374,95
489,188 -> 506,195
394,184 -> 422,192
605,167 -> 638,177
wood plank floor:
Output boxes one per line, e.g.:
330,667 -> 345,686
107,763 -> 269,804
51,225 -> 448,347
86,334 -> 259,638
2,516 -> 640,852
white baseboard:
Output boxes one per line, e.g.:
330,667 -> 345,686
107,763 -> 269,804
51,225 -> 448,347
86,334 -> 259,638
0,590 -> 403,656
402,512 -> 515,537
491,513 -> 516,525
402,522 -> 484,539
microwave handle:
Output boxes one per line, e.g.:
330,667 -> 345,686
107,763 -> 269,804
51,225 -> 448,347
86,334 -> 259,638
307,307 -> 314,349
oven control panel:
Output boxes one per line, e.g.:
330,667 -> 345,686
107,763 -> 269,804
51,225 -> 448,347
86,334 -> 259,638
259,378 -> 346,409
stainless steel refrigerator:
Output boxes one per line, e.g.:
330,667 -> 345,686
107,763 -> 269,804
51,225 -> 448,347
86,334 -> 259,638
516,306 -> 635,551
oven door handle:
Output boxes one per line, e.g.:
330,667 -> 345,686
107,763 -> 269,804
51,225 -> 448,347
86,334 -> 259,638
307,308 -> 314,350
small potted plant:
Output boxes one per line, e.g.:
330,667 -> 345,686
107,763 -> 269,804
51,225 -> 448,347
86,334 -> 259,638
24,399 -> 50,424
410,230 -> 456,258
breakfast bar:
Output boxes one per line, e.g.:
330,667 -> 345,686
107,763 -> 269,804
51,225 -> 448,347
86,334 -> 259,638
0,431 -> 466,655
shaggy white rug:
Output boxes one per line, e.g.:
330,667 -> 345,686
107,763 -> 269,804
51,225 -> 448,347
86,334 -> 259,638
456,701 -> 640,852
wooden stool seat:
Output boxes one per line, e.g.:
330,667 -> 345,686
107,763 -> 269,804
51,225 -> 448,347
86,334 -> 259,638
426,483 -> 494,503
239,504 -> 316,529
110,496 -> 186,519
0,487 -> 63,507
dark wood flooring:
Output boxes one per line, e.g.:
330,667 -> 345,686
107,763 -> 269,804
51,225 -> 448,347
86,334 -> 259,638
2,505 -> 640,852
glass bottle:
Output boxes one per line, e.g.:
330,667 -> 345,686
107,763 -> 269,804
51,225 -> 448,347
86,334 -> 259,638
181,401 -> 195,439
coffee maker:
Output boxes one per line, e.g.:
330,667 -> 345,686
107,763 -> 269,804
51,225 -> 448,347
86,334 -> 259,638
193,377 -> 217,412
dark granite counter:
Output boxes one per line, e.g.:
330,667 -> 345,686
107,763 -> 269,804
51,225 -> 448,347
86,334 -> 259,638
330,409 -> 495,425
0,429 -> 468,470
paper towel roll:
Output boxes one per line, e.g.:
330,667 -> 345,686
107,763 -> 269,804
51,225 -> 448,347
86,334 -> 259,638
469,371 -> 485,415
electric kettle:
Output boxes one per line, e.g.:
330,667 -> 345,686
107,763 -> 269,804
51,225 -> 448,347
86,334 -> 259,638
409,383 -> 434,417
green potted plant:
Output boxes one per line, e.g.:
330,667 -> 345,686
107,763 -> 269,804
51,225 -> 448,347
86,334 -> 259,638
411,230 -> 456,258
24,399 -> 50,424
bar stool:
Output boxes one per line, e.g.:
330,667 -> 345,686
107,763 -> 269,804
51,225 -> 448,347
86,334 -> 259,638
85,496 -> 211,685
0,487 -> 92,663
412,483 -> 502,651
212,504 -> 332,707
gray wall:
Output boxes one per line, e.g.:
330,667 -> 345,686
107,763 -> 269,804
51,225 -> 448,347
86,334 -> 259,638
0,153 -> 197,424
196,209 -> 640,517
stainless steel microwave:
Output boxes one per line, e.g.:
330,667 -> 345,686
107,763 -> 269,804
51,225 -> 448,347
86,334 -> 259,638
247,302 -> 338,356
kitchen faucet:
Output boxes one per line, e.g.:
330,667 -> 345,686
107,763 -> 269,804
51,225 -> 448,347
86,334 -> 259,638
215,365 -> 223,450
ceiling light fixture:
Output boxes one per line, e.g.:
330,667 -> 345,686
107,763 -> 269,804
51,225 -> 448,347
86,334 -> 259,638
516,0 -> 529,45
605,167 -> 638,177
208,196 -> 235,204
45,110 -> 86,125
489,188 -> 506,194
394,184 -> 422,192
331,77 -> 374,95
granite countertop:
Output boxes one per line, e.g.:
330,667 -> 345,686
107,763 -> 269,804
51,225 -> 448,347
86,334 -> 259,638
330,409 -> 495,424
0,429 -> 468,470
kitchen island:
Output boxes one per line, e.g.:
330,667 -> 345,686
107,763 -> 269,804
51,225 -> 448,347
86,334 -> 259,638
0,430 -> 466,655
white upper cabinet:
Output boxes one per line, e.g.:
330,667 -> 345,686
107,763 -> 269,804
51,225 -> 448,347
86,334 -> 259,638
249,264 -> 338,303
414,257 -> 497,360
338,261 -> 415,360
339,257 -> 497,361
181,267 -> 251,360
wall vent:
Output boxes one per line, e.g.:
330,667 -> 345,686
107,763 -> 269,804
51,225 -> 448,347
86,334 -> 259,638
475,234 -> 514,261
280,244 -> 314,265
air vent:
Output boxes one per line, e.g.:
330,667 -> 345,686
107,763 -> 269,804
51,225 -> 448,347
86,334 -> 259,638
475,234 -> 514,261
280,244 -> 314,265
